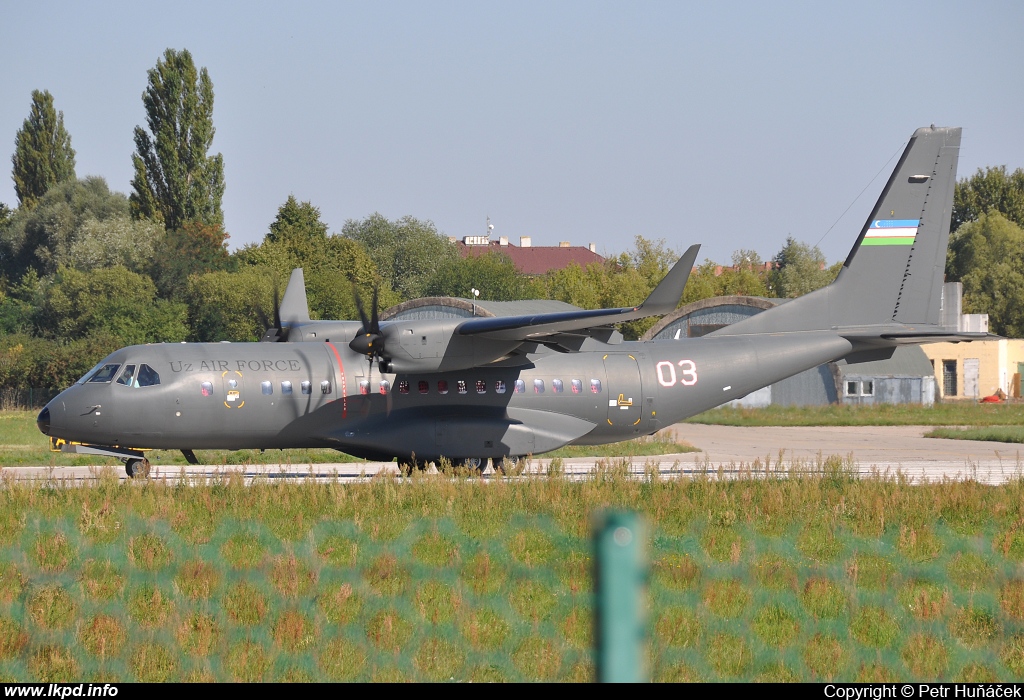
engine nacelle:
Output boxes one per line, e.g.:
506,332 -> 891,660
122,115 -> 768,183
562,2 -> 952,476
380,320 -> 523,373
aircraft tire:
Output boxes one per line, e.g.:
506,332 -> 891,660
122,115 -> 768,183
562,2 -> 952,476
125,458 -> 151,479
495,456 -> 520,474
462,457 -> 484,470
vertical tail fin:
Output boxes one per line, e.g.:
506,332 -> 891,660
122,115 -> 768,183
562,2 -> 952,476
713,126 -> 961,336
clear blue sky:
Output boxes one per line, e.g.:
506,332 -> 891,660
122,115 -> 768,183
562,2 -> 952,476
2,1 -> 1022,265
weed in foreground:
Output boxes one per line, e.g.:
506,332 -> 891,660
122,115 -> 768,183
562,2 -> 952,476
898,525 -> 941,562
317,583 -> 361,625
901,633 -> 949,679
850,606 -> 900,648
127,533 -> 172,571
754,663 -> 799,682
509,528 -> 556,567
800,578 -> 846,619
557,550 -> 591,594
703,579 -> 750,619
226,640 -> 271,682
273,610 -> 316,652
31,532 -> 76,573
459,608 -> 510,650
0,511 -> 25,546
366,609 -> 414,653
468,664 -> 509,682
461,551 -> 507,596
175,560 -> 219,600
28,645 -> 79,682
803,633 -> 848,681
0,563 -> 23,604
78,559 -> 124,601
415,637 -> 465,681
950,606 -> 998,648
1002,635 -> 1024,676
751,604 -> 799,647
797,523 -> 845,563
170,503 -> 217,545
560,606 -> 592,650
0,618 -> 27,659
177,613 -> 220,657
947,552 -> 995,590
28,587 -> 75,630
654,607 -> 701,648
652,553 -> 700,591
898,580 -> 950,620
999,580 -> 1024,620
316,534 -> 357,567
856,664 -> 899,682
129,643 -> 177,683
752,554 -> 797,591
364,553 -> 409,597
655,662 -> 703,682
412,531 -> 459,567
415,579 -> 460,624
318,638 -> 367,681
701,525 -> 744,563
127,585 -> 172,628
269,554 -> 317,598
846,553 -> 896,591
508,579 -> 558,622
953,664 -> 999,682
707,632 -> 752,679
220,532 -> 267,569
512,636 -> 561,681
993,526 -> 1024,561
223,582 -> 268,626
78,614 -> 126,660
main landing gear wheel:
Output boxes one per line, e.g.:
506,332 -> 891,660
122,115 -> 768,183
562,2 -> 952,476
462,457 -> 484,470
125,458 -> 151,479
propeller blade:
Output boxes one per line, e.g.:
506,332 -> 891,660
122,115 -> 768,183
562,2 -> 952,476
352,285 -> 371,333
370,285 -> 380,334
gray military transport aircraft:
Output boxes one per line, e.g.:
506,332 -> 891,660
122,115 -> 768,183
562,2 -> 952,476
38,126 -> 984,477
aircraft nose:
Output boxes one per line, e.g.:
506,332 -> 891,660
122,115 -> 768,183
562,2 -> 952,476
37,407 -> 50,435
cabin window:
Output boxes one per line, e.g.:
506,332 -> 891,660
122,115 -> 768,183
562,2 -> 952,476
437,380 -> 449,394
281,381 -> 293,395
301,381 -> 312,395
552,379 -> 564,393
534,379 -> 545,394
359,380 -> 370,396
418,380 -> 429,394
261,381 -> 273,395
379,380 -> 390,395
495,380 -> 506,394
571,379 -> 582,394
457,380 -> 468,395
201,381 -> 214,397
87,364 -> 121,384
320,380 -> 332,394
515,379 -> 526,393
398,380 -> 409,394
228,378 -> 239,390
137,364 -> 160,387
116,365 -> 137,387
590,379 -> 602,394
476,380 -> 487,394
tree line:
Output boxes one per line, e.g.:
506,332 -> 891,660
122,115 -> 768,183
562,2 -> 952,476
1,48 -> 1022,404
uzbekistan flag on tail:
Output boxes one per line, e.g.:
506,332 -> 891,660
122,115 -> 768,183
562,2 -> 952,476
862,219 -> 920,246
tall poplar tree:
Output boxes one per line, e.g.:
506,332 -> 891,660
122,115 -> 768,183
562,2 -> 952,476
130,48 -> 225,231
11,90 -> 76,209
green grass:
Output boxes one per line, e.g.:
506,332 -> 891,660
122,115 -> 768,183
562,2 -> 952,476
1,469 -> 1024,681
688,401 -> 1024,427
927,426 -> 1024,444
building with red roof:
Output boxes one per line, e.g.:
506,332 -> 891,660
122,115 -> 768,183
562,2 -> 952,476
453,235 -> 605,275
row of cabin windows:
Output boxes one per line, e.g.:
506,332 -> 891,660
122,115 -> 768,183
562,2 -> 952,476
196,377 -> 604,397
200,380 -> 332,397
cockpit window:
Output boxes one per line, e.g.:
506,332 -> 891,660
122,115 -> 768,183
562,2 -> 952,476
137,364 -> 160,387
116,365 -> 138,387
87,364 -> 121,384
77,361 -> 106,385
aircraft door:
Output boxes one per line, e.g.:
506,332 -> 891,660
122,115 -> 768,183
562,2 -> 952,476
602,353 -> 644,431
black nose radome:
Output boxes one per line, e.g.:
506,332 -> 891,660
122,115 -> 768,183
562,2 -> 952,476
37,407 -> 50,435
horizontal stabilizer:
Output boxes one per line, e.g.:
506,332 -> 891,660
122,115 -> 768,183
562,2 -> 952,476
456,244 -> 700,341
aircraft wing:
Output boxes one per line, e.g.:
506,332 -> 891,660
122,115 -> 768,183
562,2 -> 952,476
454,244 -> 700,342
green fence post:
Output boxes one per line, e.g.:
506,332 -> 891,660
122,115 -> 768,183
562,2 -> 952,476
594,511 -> 648,683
